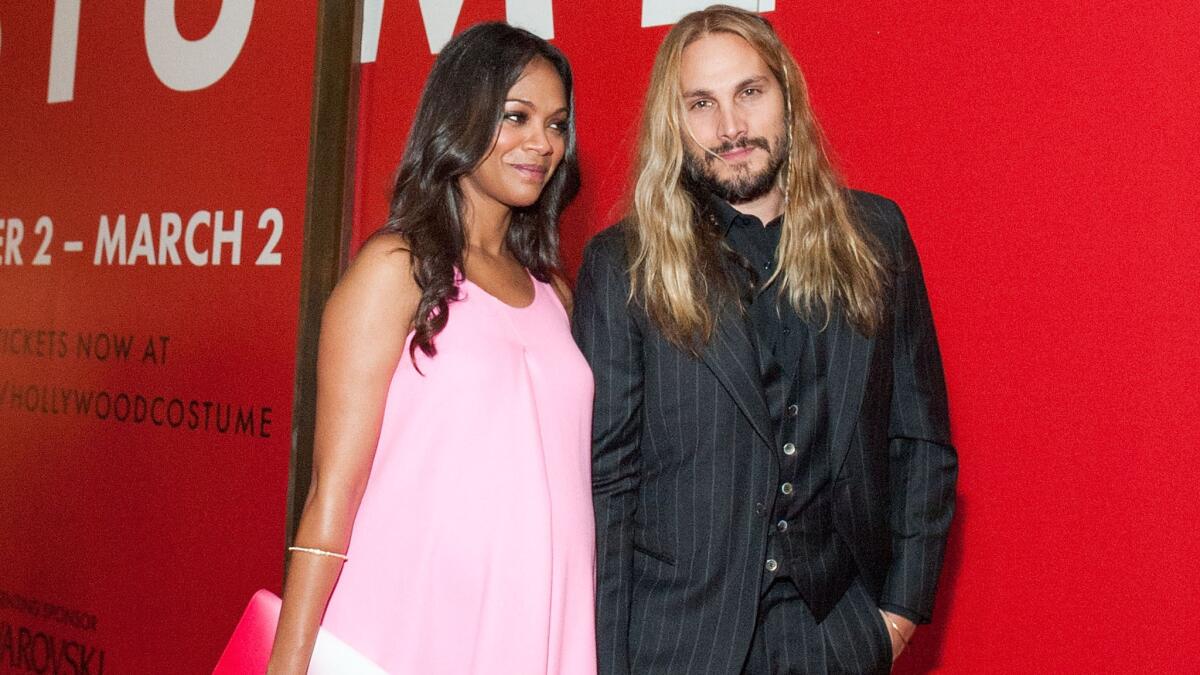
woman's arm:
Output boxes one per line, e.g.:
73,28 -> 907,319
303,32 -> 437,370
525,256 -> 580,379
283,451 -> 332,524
267,234 -> 418,674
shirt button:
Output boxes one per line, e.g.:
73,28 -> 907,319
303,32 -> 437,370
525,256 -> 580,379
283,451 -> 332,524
782,443 -> 796,456
765,558 -> 779,573
776,519 -> 789,532
787,404 -> 799,417
754,502 -> 767,516
780,482 -> 794,495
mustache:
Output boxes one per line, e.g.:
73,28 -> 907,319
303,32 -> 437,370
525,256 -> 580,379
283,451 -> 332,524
703,137 -> 771,163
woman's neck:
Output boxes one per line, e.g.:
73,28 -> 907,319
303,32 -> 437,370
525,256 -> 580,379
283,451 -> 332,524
465,216 -> 511,260
461,186 -> 513,257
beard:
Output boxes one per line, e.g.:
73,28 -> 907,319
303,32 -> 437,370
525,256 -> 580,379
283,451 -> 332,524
682,134 -> 787,205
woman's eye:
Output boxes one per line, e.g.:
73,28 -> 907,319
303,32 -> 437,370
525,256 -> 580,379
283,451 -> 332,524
503,111 -> 527,124
549,120 -> 569,134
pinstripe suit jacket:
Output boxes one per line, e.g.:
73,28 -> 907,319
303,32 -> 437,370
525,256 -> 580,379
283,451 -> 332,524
572,191 -> 957,675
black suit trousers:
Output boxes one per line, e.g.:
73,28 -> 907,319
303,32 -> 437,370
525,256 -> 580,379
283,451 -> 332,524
742,577 -> 892,675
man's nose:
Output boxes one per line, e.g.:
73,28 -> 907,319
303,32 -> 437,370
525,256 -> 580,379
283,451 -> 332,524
717,104 -> 747,143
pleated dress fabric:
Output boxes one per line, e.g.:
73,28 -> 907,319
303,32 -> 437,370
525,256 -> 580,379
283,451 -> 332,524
321,274 -> 597,675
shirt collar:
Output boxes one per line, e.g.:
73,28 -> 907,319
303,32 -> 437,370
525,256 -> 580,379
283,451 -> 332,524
707,193 -> 782,235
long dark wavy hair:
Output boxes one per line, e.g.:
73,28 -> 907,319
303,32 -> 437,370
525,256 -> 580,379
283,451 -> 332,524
379,22 -> 580,363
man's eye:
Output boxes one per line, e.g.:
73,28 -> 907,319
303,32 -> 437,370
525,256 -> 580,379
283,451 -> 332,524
741,88 -> 761,97
690,100 -> 713,110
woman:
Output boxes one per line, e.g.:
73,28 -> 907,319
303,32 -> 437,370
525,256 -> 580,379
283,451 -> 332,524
267,23 -> 594,674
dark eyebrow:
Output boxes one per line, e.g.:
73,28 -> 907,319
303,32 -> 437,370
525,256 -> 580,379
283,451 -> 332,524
683,75 -> 770,100
736,75 -> 769,91
505,98 -> 569,116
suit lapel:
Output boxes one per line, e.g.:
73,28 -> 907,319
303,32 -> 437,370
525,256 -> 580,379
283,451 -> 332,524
699,305 -> 775,447
825,311 -> 875,479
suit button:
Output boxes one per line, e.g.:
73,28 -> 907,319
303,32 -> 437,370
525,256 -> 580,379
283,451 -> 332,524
776,519 -> 789,532
780,482 -> 794,495
754,502 -> 767,516
765,558 -> 779,573
787,404 -> 799,417
782,442 -> 796,456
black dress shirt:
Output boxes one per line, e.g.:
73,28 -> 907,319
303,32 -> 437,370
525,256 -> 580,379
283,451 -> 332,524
713,197 -> 922,625
713,199 -> 803,382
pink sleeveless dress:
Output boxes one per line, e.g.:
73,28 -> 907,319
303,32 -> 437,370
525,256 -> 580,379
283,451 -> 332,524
321,274 -> 596,675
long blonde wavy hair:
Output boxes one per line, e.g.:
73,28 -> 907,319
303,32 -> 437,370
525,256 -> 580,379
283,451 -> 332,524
627,5 -> 887,353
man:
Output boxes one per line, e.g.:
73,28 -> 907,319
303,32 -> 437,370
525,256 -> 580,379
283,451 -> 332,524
572,6 -> 957,674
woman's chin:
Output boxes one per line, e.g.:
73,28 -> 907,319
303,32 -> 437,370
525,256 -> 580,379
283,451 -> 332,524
504,190 -> 545,209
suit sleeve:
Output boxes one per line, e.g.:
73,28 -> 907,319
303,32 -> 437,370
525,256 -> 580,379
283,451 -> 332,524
877,200 -> 959,624
571,234 -> 643,675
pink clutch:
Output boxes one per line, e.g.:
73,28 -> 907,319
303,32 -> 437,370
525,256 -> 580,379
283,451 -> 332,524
213,589 -> 387,674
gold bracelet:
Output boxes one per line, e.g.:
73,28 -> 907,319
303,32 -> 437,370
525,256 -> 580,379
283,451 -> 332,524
287,545 -> 348,561
886,616 -> 911,649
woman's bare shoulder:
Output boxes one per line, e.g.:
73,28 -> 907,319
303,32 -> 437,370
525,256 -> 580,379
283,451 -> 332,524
346,232 -> 418,289
325,233 -> 419,332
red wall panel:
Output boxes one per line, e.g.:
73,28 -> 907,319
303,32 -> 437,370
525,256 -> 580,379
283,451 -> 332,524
353,2 -> 1200,672
0,2 -> 318,672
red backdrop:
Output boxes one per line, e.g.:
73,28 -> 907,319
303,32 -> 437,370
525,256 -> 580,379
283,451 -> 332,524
0,2 -> 316,672
2,1 -> 1197,671
352,1 -> 1200,672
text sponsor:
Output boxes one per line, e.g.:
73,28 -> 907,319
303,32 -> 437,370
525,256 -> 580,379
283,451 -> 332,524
0,622 -> 104,675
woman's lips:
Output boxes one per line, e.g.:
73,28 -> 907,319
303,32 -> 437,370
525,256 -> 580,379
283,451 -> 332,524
511,163 -> 548,181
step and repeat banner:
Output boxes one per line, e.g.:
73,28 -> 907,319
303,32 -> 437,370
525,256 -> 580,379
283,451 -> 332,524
0,2 -> 316,672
